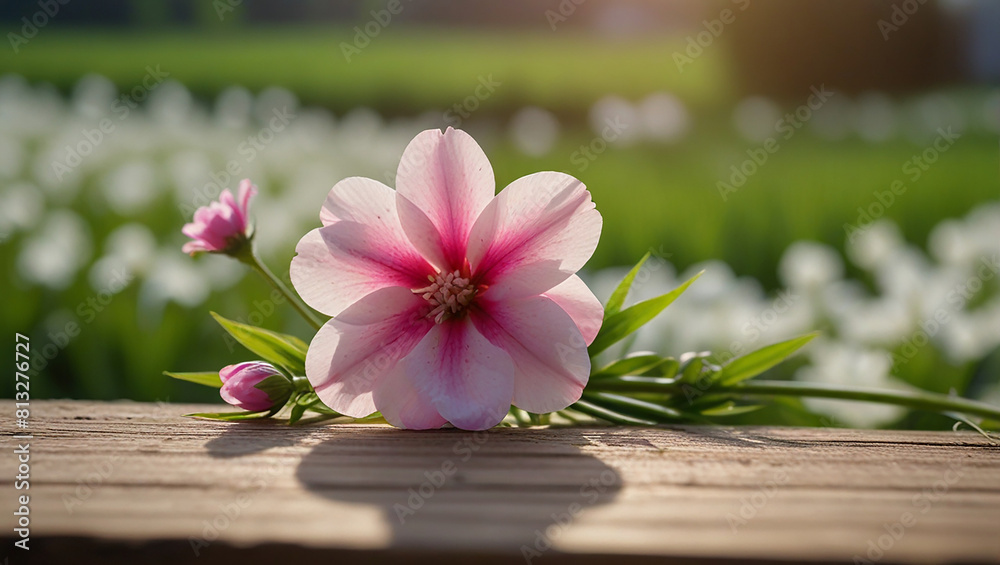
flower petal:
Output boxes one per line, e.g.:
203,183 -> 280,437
305,287 -> 433,418
395,127 -> 495,269
404,319 -> 514,430
181,240 -> 210,255
237,179 -> 256,223
468,171 -> 602,299
373,364 -> 447,430
290,177 -> 435,317
542,274 -> 604,345
473,295 -> 591,414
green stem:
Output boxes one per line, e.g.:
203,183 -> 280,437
587,378 -> 1000,422
237,245 -> 323,331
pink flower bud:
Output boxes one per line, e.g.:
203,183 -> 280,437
182,179 -> 256,256
219,361 -> 291,412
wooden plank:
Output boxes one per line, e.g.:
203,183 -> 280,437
1,400 -> 998,564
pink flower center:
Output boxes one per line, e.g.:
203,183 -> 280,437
413,270 -> 482,324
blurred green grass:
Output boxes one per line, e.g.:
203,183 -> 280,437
2,27 -> 728,115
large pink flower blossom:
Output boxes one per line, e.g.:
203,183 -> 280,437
291,127 -> 603,430
182,179 -> 256,256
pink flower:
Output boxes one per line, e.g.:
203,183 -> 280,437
182,179 -> 256,256
219,361 -> 292,412
291,127 -> 603,430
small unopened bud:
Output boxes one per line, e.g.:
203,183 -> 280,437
219,361 -> 292,412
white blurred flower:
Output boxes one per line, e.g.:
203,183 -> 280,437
854,92 -> 896,143
254,86 -> 299,126
732,96 -> 780,142
214,85 -> 254,130
796,340 -> 907,427
779,241 -> 844,290
72,74 -> 117,120
147,80 -> 194,126
589,95 -> 640,146
140,251 -> 210,309
638,92 -> 689,143
17,209 -> 92,289
104,223 -> 158,274
846,219 -> 904,270
101,160 -> 159,216
0,181 -> 44,235
0,134 -> 25,179
199,255 -> 245,291
810,95 -> 853,141
929,218 -> 978,266
509,106 -> 560,157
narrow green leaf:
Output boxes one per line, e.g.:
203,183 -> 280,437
569,399 -> 658,425
589,271 -> 703,356
583,392 -> 685,423
604,252 -> 651,318
716,333 -> 819,386
699,403 -> 764,417
185,410 -> 271,421
164,371 -> 223,388
591,352 -> 668,379
210,311 -> 308,375
288,401 -> 308,424
644,357 -> 679,378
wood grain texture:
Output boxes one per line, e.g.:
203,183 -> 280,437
1,400 -> 998,564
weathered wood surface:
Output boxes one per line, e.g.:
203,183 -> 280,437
2,400 -> 999,564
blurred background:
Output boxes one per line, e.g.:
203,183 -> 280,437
1,0 -> 998,429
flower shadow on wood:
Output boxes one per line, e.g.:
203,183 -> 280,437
294,426 -> 622,558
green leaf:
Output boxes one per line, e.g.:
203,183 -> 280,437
185,410 -> 272,421
604,252 -> 650,318
591,352 -> 669,379
254,374 -> 293,405
288,401 -> 308,425
699,403 -> 764,417
716,333 -> 818,386
583,391 -> 686,423
644,357 -> 679,378
589,271 -> 703,356
569,399 -> 658,425
210,311 -> 308,375
164,371 -> 223,388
